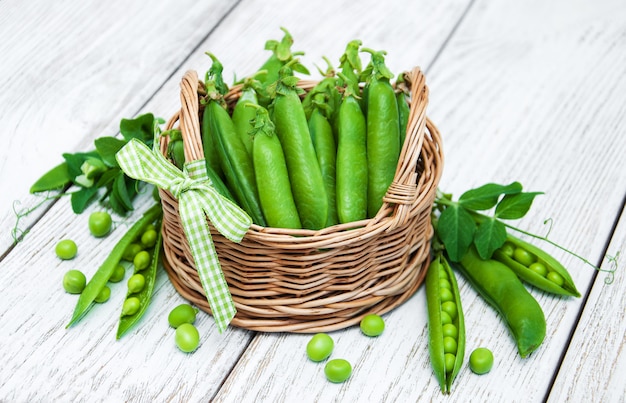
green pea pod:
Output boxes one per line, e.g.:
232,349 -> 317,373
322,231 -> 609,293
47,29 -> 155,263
426,255 -> 465,394
66,203 -> 163,328
205,54 -> 266,226
201,100 -> 224,179
457,246 -> 546,358
250,105 -> 301,229
271,63 -> 328,230
395,72 -> 410,148
361,48 -> 400,218
232,85 -> 259,157
336,85 -> 367,224
165,130 -> 185,170
30,161 -> 72,193
116,222 -> 162,339
308,102 -> 338,227
493,235 -> 581,297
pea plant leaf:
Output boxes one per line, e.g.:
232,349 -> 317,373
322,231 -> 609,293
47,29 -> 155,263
495,192 -> 543,220
95,137 -> 127,167
437,205 -> 476,262
119,113 -> 155,145
70,187 -> 99,214
458,182 -> 523,211
474,217 -> 508,259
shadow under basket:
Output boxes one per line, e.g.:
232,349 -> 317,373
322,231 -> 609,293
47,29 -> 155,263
158,66 -> 444,333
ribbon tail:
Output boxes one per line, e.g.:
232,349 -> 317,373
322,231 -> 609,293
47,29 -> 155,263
179,195 -> 236,333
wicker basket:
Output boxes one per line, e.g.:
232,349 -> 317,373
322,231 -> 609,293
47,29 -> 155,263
158,66 -> 443,333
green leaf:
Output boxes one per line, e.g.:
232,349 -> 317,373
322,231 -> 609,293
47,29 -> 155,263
70,187 -> 99,214
119,113 -> 155,144
95,168 -> 120,188
30,162 -> 72,193
108,191 -> 128,216
95,137 -> 127,167
474,218 -> 507,259
459,182 -> 523,211
495,192 -> 544,220
437,205 -> 476,262
113,173 -> 134,212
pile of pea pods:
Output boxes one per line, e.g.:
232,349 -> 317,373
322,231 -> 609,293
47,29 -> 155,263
426,232 -> 580,393
167,28 -> 412,232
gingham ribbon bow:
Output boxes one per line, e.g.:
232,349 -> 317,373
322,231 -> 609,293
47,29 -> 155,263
116,138 -> 251,333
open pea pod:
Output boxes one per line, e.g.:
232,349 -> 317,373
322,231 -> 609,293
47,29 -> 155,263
493,235 -> 580,297
116,223 -> 162,339
425,254 -> 465,394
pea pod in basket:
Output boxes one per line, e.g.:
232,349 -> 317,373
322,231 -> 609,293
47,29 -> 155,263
493,235 -> 581,297
426,254 -> 465,394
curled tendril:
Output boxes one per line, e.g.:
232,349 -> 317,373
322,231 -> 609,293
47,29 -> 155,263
12,193 -> 64,243
543,218 -> 554,239
603,251 -> 620,285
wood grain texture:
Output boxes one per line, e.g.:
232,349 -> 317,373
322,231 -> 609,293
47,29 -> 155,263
1,0 -> 625,401
548,210 -> 626,403
0,0 -> 240,253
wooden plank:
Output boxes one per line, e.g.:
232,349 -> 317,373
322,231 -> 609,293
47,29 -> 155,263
548,208 -> 626,402
0,0 -> 240,253
212,0 -> 626,401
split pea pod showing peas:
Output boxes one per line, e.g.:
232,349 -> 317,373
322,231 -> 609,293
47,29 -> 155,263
361,48 -> 401,218
426,254 -> 465,394
271,62 -> 328,230
116,220 -> 163,339
493,235 -> 580,297
457,246 -> 546,358
250,105 -> 301,229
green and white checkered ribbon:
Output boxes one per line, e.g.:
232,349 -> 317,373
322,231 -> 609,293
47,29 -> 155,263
116,138 -> 251,333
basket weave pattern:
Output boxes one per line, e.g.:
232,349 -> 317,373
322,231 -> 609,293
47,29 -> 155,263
159,67 -> 443,333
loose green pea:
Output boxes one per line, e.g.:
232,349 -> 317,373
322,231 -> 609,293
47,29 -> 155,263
95,285 -> 111,303
133,251 -> 151,271
123,243 -> 143,262
306,333 -> 334,362
88,211 -> 112,238
127,273 -> 146,294
513,247 -> 535,267
63,270 -> 86,294
168,304 -> 198,328
109,264 -> 126,283
441,301 -> 458,320
122,297 -> 141,316
469,347 -> 494,375
55,239 -> 77,260
324,359 -> 352,383
360,314 -> 385,337
175,323 -> 200,353
442,323 -> 458,339
546,271 -> 564,286
528,262 -> 548,277
141,229 -> 158,248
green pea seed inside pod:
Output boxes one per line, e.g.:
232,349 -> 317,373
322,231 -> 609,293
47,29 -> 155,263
127,273 -> 146,294
95,285 -> 111,303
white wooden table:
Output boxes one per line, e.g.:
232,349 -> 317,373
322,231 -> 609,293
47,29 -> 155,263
1,0 -> 625,401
